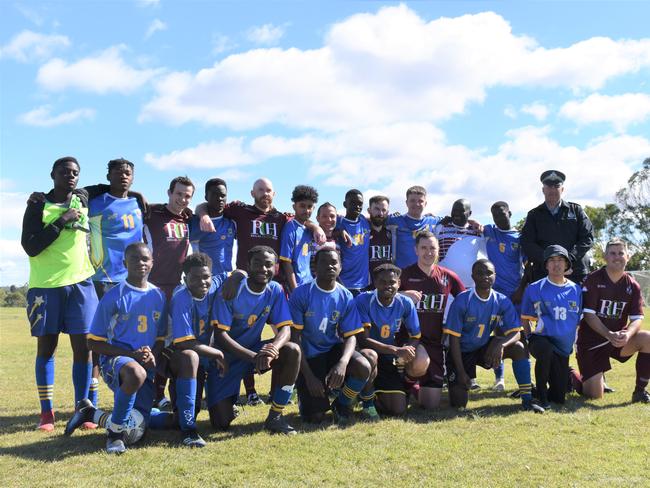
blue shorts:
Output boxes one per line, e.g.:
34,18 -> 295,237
100,355 -> 156,424
26,278 -> 98,337
205,341 -> 266,407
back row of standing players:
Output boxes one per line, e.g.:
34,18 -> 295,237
23,157 -> 649,453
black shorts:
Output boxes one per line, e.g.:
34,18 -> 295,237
374,354 -> 406,395
296,344 -> 344,418
446,341 -> 493,386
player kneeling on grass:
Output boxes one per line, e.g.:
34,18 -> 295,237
210,246 -> 301,435
163,253 -> 229,447
575,238 -> 650,403
444,259 -> 544,413
521,245 -> 582,409
65,243 -> 172,453
356,264 -> 429,416
290,248 -> 376,425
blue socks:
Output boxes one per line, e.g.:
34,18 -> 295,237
338,377 -> 366,407
35,356 -> 55,413
270,384 -> 294,415
111,386 -> 137,428
512,358 -> 533,404
176,377 -> 197,431
72,361 -> 91,404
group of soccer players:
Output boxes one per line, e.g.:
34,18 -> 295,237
22,156 -> 649,454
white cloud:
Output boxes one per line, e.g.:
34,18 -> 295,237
137,0 -> 160,7
504,106 -> 517,119
18,105 -> 95,127
0,191 -> 29,232
521,102 -> 550,121
0,240 -> 29,286
140,5 -> 650,131
144,138 -> 256,170
37,45 -> 161,94
145,19 -> 167,39
0,30 -> 70,62
212,34 -> 236,55
140,124 -> 649,216
246,23 -> 286,45
560,93 -> 650,132
15,5 -> 45,26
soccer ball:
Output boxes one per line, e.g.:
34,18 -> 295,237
123,409 -> 146,445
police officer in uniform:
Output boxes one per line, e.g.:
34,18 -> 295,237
521,170 -> 594,284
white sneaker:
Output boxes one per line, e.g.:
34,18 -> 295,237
492,379 -> 506,392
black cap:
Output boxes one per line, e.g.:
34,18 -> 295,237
543,244 -> 570,264
540,170 -> 565,185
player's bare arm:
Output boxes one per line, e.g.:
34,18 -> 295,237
213,328 -> 257,363
447,335 -> 471,390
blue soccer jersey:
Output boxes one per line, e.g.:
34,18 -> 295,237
88,194 -> 144,283
521,278 -> 582,357
387,214 -> 441,269
483,225 -> 525,297
443,289 -> 521,353
355,291 -> 421,346
170,276 -> 225,346
213,279 -> 292,349
280,219 -> 314,287
189,214 -> 235,278
336,215 -> 371,289
289,281 -> 364,359
88,281 -> 167,351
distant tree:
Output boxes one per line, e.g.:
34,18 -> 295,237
4,291 -> 27,308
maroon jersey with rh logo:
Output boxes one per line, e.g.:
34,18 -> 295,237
577,267 -> 645,348
224,203 -> 289,273
143,204 -> 192,290
399,263 -> 465,344
369,226 -> 393,280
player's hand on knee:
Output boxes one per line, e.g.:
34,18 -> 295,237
211,351 -> 228,377
396,345 -> 416,363
325,362 -> 346,390
485,343 -> 504,369
254,351 -> 273,373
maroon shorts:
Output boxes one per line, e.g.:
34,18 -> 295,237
419,342 -> 445,388
576,342 -> 633,381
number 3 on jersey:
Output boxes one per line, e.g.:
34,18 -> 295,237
137,315 -> 148,333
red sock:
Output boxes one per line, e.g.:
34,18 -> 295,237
635,352 -> 650,390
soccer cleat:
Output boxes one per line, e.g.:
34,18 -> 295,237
603,383 -> 616,394
106,428 -> 126,454
631,389 -> 650,404
232,404 -> 241,418
360,405 -> 381,423
64,399 -> 96,436
246,392 -> 265,406
492,379 -> 506,392
469,378 -> 481,390
264,414 -> 297,435
181,430 -> 207,448
509,389 -> 521,399
37,411 -> 55,432
331,400 -> 353,427
154,397 -> 172,411
81,422 -> 98,430
522,402 -> 545,414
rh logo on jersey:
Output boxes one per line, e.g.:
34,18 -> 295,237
417,293 -> 446,312
251,221 -> 278,238
598,300 -> 627,318
370,245 -> 391,261
164,222 -> 188,240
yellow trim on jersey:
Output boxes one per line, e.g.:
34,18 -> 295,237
155,336 -> 166,342
343,327 -> 364,338
409,332 -> 422,339
275,320 -> 293,328
173,335 -> 196,344
362,322 -> 372,329
501,326 -> 523,336
210,320 -> 219,327
87,334 -> 108,342
520,315 -> 537,321
442,328 -> 461,337
217,323 -> 231,331
375,389 -> 406,396
279,256 -> 291,262
292,323 -> 304,330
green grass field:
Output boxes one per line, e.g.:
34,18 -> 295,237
1,307 -> 648,487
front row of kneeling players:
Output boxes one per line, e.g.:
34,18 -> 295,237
66,238 -> 649,453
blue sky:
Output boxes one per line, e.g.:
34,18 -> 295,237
2,1 -> 650,285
